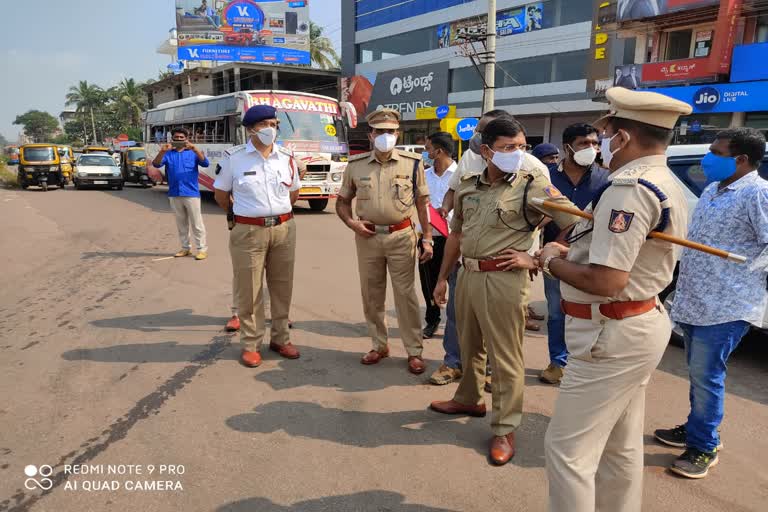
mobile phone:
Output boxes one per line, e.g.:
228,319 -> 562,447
172,140 -> 186,149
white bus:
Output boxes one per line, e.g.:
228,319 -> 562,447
143,90 -> 357,211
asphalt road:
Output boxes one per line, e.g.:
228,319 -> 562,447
0,182 -> 766,512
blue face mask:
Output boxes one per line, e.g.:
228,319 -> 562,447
422,151 -> 434,167
701,152 -> 738,182
546,162 -> 559,175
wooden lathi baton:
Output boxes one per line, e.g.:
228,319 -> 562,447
531,198 -> 747,264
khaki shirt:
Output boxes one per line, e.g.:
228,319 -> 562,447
339,149 -> 429,225
561,155 -> 689,303
450,166 -> 580,259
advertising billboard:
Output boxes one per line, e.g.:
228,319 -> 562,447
613,58 -> 717,89
446,2 -> 547,46
175,0 -> 310,65
651,81 -> 768,113
617,0 -> 719,22
731,42 -> 768,82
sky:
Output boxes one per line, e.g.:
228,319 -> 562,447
0,0 -> 342,142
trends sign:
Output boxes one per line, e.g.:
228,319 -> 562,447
367,62 -> 450,121
650,81 -> 768,114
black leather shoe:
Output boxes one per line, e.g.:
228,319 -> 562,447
423,322 -> 439,339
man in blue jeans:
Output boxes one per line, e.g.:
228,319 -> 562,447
534,125 -> 609,384
655,128 -> 768,478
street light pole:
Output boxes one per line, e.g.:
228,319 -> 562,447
482,0 -> 497,113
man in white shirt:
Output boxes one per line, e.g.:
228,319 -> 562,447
213,105 -> 302,368
421,132 -> 457,340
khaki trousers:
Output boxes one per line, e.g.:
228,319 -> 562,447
169,196 -> 207,251
454,268 -> 528,436
229,219 -> 296,351
354,228 -> 423,357
545,307 -> 670,512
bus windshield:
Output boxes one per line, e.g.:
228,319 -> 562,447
277,111 -> 346,152
24,147 -> 56,162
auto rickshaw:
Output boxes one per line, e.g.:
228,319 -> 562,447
120,147 -> 153,187
57,145 -> 76,184
18,143 -> 65,191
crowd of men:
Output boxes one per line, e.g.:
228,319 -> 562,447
153,87 -> 768,512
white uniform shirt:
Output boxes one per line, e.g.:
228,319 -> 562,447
423,161 -> 457,234
214,140 -> 301,218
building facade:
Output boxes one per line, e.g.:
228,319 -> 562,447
603,0 -> 768,144
341,0 -> 619,147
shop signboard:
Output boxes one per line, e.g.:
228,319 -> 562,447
650,81 -> 768,113
617,0 -> 719,22
445,2 -> 546,46
640,58 -> 716,84
367,62 -> 450,119
730,42 -> 768,82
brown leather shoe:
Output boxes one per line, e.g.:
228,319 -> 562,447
269,342 -> 300,359
408,356 -> 426,374
241,350 -> 262,368
489,433 -> 516,465
429,399 -> 486,417
361,348 -> 389,365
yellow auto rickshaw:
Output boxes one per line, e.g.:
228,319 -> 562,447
57,145 -> 76,184
18,143 -> 65,191
120,147 -> 153,187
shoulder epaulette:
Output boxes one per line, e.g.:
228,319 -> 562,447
398,149 -> 421,160
224,144 -> 246,157
348,152 -> 371,162
460,172 -> 480,182
612,165 -> 651,186
277,145 -> 294,157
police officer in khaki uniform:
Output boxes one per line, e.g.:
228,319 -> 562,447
336,108 -> 434,375
429,117 -> 581,465
538,88 -> 691,512
213,105 -> 302,368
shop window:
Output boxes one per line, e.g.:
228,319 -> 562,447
666,29 -> 693,60
757,16 -> 768,43
554,51 -> 588,82
498,55 -> 554,87
559,0 -> 593,26
450,66 -> 483,93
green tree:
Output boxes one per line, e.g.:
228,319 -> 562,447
114,78 -> 147,131
309,22 -> 340,70
13,110 -> 60,142
65,81 -> 105,144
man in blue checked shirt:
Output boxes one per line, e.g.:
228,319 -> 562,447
655,127 -> 768,479
152,127 -> 210,260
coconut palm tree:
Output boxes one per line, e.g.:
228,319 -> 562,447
114,78 -> 147,130
65,81 -> 104,144
309,21 -> 340,70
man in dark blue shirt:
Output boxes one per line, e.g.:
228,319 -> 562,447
152,127 -> 210,260
534,124 -> 609,384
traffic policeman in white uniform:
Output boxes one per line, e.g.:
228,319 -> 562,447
214,105 -> 302,368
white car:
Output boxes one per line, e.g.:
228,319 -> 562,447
395,144 -> 426,155
74,154 -> 124,190
662,144 -> 768,342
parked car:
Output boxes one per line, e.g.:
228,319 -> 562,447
661,144 -> 768,343
74,154 -> 124,190
395,144 -> 426,154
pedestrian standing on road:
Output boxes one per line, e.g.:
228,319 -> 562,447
438,109 -> 550,391
430,117 -> 581,466
213,105 -> 302,368
654,127 -> 768,479
152,127 -> 210,261
538,87 -> 691,512
336,108 -> 434,375
420,132 -> 457,340
536,125 -> 609,385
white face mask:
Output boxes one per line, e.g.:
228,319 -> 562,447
570,145 -> 598,167
600,133 -> 622,169
250,127 -> 277,146
374,133 -> 397,153
489,149 -> 525,174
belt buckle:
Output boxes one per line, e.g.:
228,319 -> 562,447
263,217 -> 277,227
375,224 -> 390,235
463,258 -> 480,272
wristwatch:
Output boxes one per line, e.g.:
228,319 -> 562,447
422,239 -> 435,246
542,255 -> 558,276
